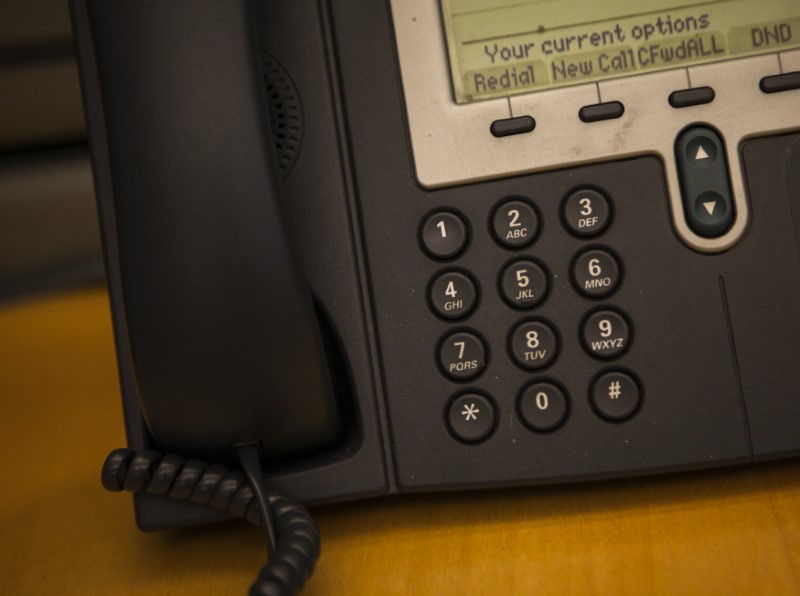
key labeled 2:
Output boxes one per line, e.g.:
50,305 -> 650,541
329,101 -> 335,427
491,199 -> 539,249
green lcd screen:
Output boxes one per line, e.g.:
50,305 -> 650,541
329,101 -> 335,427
440,0 -> 800,103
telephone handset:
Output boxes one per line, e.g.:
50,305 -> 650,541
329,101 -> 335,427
75,0 -> 800,556
79,0 -> 340,467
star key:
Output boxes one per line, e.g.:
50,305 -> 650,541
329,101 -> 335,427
447,394 -> 495,443
461,403 -> 480,421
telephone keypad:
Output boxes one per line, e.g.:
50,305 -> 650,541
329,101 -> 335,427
499,260 -> 548,309
438,331 -> 486,380
509,320 -> 558,370
572,248 -> 621,298
491,199 -> 539,248
421,185 -> 637,442
429,271 -> 477,320
421,211 -> 468,259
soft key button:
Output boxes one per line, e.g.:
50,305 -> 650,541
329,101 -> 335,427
490,115 -> 536,138
759,72 -> 800,94
675,126 -> 734,238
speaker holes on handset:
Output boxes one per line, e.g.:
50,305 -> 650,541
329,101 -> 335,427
261,51 -> 303,179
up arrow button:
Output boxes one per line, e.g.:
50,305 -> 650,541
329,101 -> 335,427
695,145 -> 710,160
675,126 -> 734,239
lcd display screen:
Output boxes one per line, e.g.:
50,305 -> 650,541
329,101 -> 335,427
441,0 -> 800,103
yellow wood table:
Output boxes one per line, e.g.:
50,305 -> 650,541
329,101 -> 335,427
1,287 -> 798,594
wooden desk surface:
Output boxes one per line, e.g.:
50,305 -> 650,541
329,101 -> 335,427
1,287 -> 798,595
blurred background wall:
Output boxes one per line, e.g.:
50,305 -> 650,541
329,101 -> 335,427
0,0 -> 103,300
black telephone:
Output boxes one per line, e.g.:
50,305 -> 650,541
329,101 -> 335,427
72,0 -> 800,587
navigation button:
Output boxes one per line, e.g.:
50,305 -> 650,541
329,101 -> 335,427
693,191 -> 729,231
685,137 -> 717,168
675,127 -> 734,239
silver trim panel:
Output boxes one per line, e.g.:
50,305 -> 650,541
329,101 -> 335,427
389,1 -> 800,253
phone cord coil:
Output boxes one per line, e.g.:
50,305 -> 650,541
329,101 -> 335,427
101,448 -> 320,596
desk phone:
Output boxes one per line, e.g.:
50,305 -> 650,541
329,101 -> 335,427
72,0 -> 800,540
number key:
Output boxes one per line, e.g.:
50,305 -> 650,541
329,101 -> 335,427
491,199 -> 539,249
438,331 -> 486,380
518,382 -> 568,431
429,271 -> 477,319
562,189 -> 611,237
572,248 -> 621,298
421,212 -> 468,259
509,320 -> 558,369
581,310 -> 631,358
500,260 -> 548,309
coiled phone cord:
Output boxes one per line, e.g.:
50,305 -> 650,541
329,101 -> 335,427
101,446 -> 320,595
